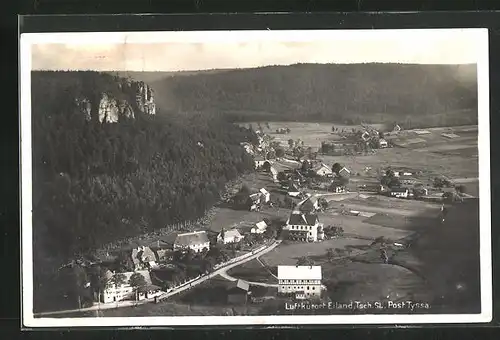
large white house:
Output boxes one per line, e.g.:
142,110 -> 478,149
284,212 -> 323,242
174,231 -> 210,253
217,229 -> 244,244
277,265 -> 322,298
99,270 -> 161,303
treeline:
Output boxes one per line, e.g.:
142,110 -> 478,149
31,71 -> 257,261
146,63 -> 478,127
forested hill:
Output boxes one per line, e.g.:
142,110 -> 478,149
31,71 -> 256,260
143,63 -> 478,127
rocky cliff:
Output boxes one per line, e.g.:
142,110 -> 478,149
32,71 -> 156,124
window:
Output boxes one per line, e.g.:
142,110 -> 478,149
312,287 -> 315,290
307,286 -> 310,290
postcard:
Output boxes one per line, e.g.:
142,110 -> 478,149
20,28 -> 491,327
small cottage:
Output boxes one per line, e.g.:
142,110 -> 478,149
251,221 -> 268,234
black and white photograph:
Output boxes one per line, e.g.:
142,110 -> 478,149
20,28 -> 491,327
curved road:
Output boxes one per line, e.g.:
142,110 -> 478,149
34,240 -> 282,317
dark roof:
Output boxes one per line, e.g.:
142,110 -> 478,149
288,213 -> 318,226
160,233 -> 179,245
137,284 -> 161,293
391,187 -> 409,192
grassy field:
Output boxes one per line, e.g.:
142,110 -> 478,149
260,237 -> 373,267
322,261 -> 430,304
247,122 -> 385,150
252,122 -> 479,179
226,259 -> 278,283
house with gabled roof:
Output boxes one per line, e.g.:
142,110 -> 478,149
99,269 -> 155,303
174,230 -> 210,253
130,246 -> 157,270
338,166 -> 351,178
217,229 -> 244,244
312,163 -> 333,177
284,212 -> 323,242
251,220 -> 268,234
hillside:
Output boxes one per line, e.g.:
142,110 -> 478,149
31,71 -> 256,260
142,63 -> 478,128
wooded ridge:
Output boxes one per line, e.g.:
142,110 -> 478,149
134,63 -> 478,128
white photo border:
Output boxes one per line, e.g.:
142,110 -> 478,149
20,28 -> 492,327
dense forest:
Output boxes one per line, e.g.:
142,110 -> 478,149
137,63 -> 478,128
31,71 -> 257,262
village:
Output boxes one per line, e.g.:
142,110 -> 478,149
41,121 -> 479,317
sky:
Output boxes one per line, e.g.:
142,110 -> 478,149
28,29 -> 484,72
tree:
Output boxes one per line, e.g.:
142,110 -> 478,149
128,272 -> 147,302
318,198 -> 329,211
296,256 -> 314,266
331,126 -> 335,132
91,266 -> 110,308
275,147 -> 285,158
455,184 -> 466,194
265,122 -> 270,130
109,272 -> 126,306
288,139 -> 294,148
332,163 -> 343,174
70,264 -> 91,309
326,248 -> 335,262
301,160 -> 312,173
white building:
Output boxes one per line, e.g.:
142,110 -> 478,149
270,166 -> 279,183
390,187 -> 409,198
259,188 -> 271,203
251,221 -> 268,234
254,156 -> 267,169
284,212 -> 323,242
217,229 -> 244,244
313,163 -> 333,177
277,265 -> 322,298
331,185 -> 346,193
173,231 -> 210,253
100,270 -> 161,303
379,139 -> 388,148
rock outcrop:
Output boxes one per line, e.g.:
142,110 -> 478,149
74,78 -> 156,123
